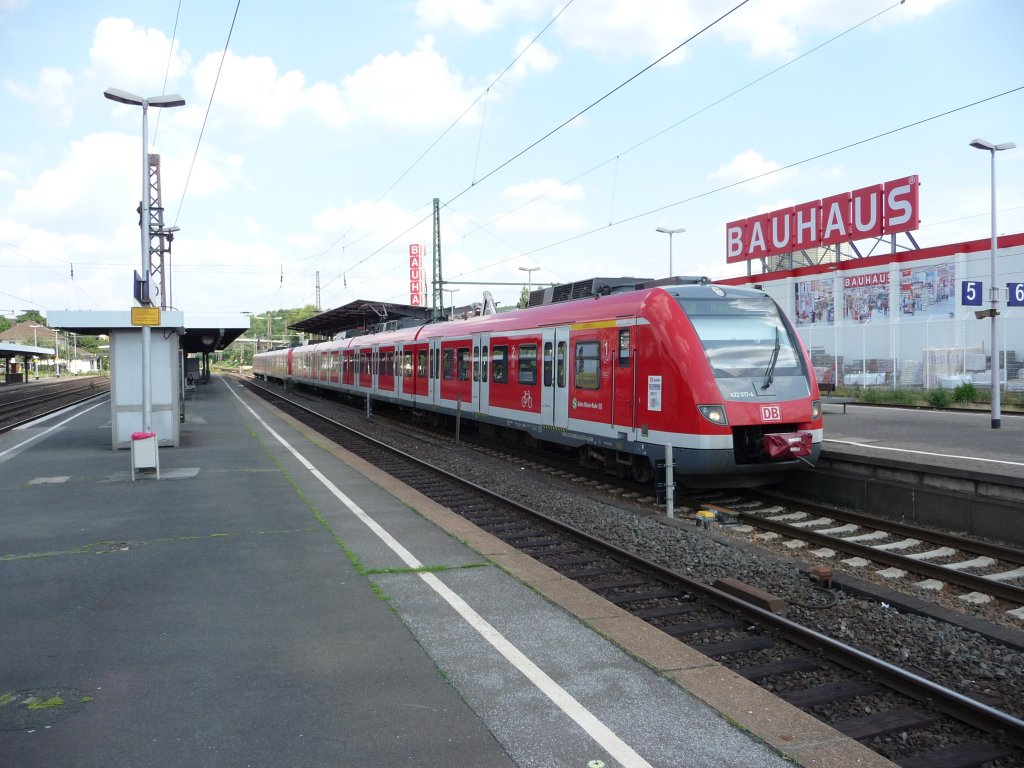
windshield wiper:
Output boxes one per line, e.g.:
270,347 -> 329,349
762,327 -> 781,390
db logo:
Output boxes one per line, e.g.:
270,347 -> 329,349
760,405 -> 782,421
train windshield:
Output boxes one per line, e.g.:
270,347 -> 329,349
677,297 -> 803,380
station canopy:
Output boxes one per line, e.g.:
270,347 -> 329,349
290,300 -> 433,339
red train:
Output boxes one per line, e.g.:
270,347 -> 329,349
252,278 -> 823,487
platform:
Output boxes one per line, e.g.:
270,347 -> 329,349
820,403 -> 1024,481
0,377 -> 892,768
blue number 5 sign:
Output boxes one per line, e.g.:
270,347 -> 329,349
962,281 -> 983,306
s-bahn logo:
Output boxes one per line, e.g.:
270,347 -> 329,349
760,405 -> 782,421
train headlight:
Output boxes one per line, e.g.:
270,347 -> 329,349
811,399 -> 822,420
698,404 -> 728,425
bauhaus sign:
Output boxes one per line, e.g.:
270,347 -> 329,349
409,244 -> 425,306
726,176 -> 919,263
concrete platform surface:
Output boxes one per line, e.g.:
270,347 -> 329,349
0,376 -> 893,768
821,403 -> 1024,480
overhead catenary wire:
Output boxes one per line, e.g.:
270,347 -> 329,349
514,85 -> 1024,259
331,0 -> 752,289
462,0 -> 907,240
172,0 -> 243,228
152,0 -> 184,147
314,0 -> 578,263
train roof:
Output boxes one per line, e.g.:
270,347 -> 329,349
273,279 -> 773,353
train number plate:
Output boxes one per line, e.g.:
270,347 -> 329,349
760,405 -> 782,421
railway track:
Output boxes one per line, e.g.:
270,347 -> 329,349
240,376 -> 1024,768
0,377 -> 110,433
693,490 -> 1024,615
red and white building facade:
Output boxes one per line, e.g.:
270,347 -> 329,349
718,177 -> 1024,391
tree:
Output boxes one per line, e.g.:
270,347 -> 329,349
17,310 -> 45,325
517,286 -> 530,309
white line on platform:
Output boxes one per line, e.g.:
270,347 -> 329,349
824,439 -> 1024,468
0,400 -> 107,463
224,379 -> 654,768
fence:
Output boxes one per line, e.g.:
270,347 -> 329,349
797,310 -> 1024,393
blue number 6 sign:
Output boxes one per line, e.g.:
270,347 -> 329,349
1009,283 -> 1024,307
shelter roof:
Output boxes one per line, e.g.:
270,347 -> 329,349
290,300 -> 433,338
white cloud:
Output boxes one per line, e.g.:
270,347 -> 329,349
495,178 -> 586,232
415,0 -> 550,33
5,67 -> 75,125
10,132 -> 138,232
192,50 -> 338,129
715,0 -> 958,59
557,0 -> 699,61
343,36 -> 478,128
507,35 -> 559,84
709,150 -> 797,192
88,18 -> 190,93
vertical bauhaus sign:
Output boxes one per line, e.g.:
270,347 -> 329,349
409,244 -> 425,306
726,176 -> 920,262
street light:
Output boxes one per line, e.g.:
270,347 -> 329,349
443,288 -> 459,319
104,87 -> 186,434
518,266 -> 540,296
969,137 -> 1015,429
655,226 -> 686,277
30,324 -> 41,379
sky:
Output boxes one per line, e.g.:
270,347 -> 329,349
1,0 -> 1022,324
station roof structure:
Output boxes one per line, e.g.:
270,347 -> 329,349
46,310 -> 250,354
289,300 -> 433,338
0,341 -> 54,360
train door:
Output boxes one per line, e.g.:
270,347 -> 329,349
613,323 -> 636,432
429,338 -> 441,405
541,327 -> 570,429
330,351 -> 339,383
396,344 -> 407,399
472,334 -> 489,414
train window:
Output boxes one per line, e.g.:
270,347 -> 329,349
680,297 -> 803,379
482,345 -> 489,382
443,349 -> 455,380
417,350 -> 427,379
574,341 -> 600,390
458,348 -> 470,381
556,341 -> 566,388
518,344 -> 538,386
403,352 -> 413,377
543,342 -> 553,387
618,329 -> 631,367
492,345 -> 508,383
473,345 -> 480,382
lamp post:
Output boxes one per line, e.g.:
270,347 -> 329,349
443,288 -> 459,319
518,265 -> 540,295
104,87 -> 186,434
970,137 -> 1015,429
53,328 -> 59,377
30,324 -> 40,378
655,226 -> 686,277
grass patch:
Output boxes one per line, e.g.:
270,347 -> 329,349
0,693 -> 13,705
28,695 -> 64,710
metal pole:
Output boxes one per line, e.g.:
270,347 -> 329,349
988,148 -> 1001,429
140,99 -> 153,433
668,233 -> 673,277
664,444 -> 675,519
